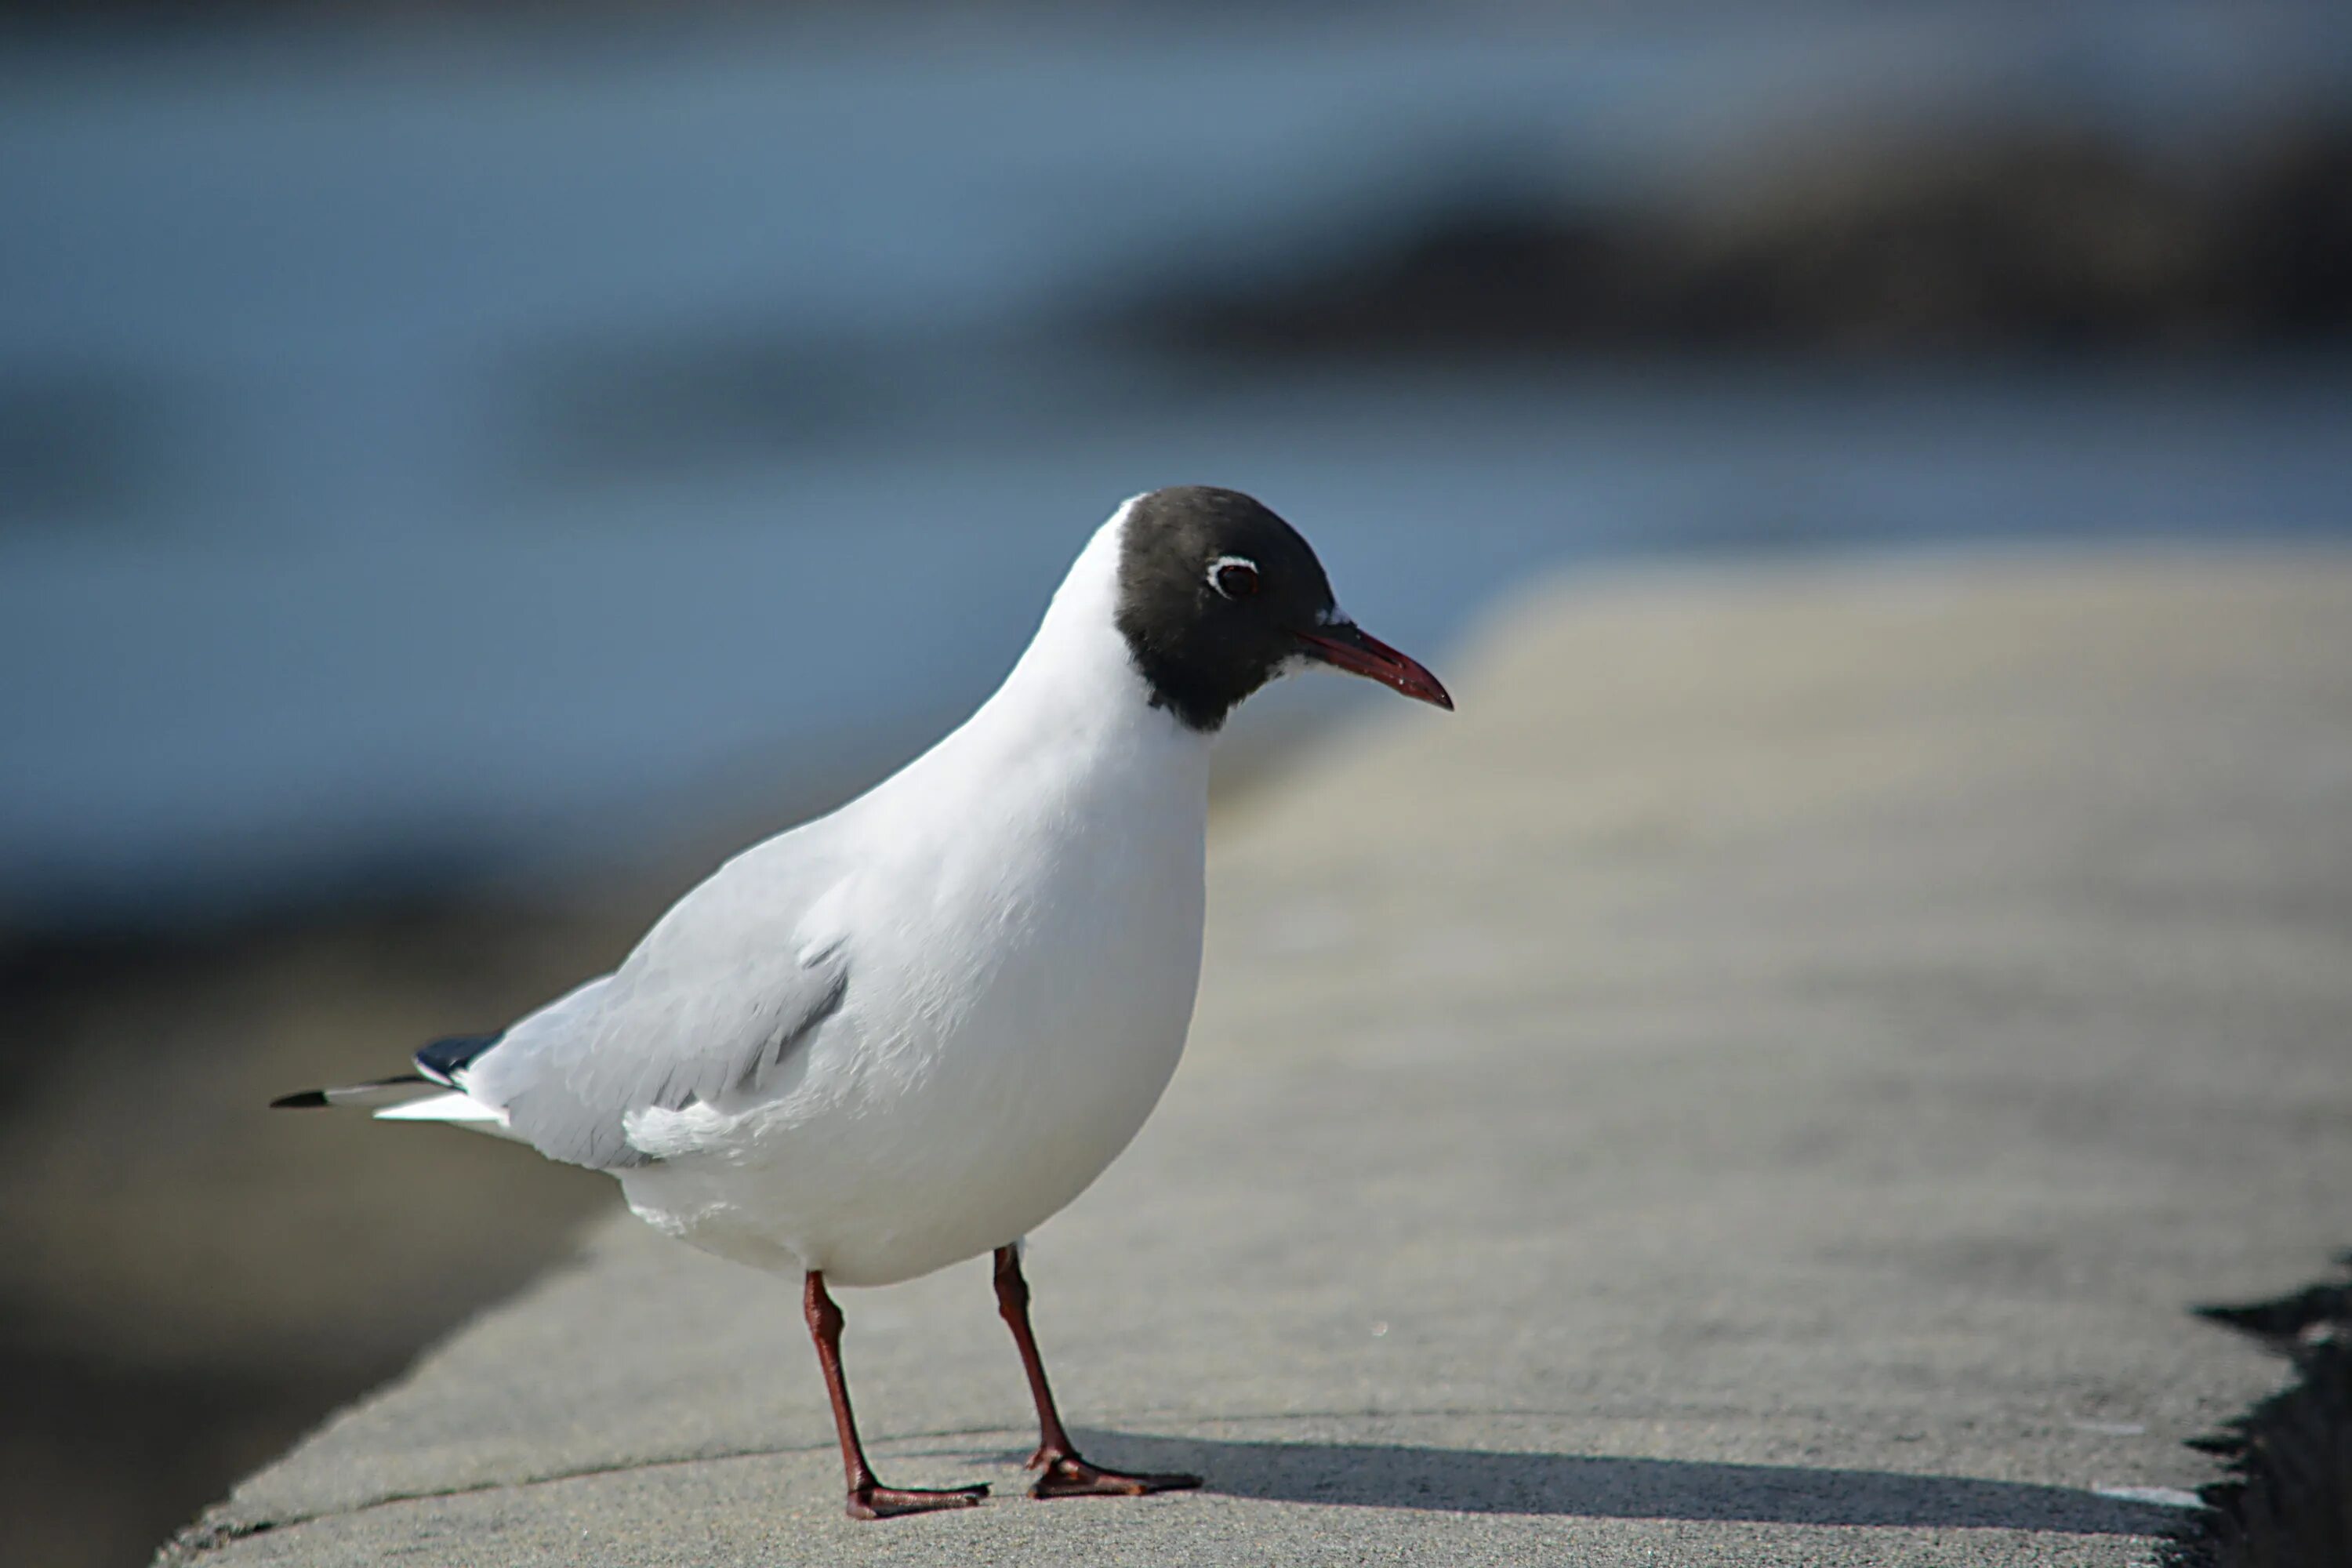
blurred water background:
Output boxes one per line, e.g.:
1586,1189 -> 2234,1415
2,4 -> 2349,1564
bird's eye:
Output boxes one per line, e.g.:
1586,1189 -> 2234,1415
1210,557 -> 1261,600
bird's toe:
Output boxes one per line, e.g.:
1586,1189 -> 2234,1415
845,1482 -> 989,1519
1028,1456 -> 1202,1499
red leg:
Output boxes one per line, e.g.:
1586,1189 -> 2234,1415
803,1271 -> 988,1519
992,1245 -> 1202,1499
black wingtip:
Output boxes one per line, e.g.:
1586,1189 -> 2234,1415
416,1030 -> 503,1085
271,1072 -> 433,1109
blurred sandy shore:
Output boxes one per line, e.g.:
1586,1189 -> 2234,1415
0,895 -> 641,1568
142,548 -> 2352,1566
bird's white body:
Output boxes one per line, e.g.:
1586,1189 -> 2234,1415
292,484 -> 1455,1517
398,510 -> 1212,1287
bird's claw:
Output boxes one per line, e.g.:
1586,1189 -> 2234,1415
845,1482 -> 989,1519
1027,1451 -> 1203,1499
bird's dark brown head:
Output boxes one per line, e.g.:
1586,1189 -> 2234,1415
1113,485 -> 1452,732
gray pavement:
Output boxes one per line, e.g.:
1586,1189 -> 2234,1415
169,553 -> 2352,1565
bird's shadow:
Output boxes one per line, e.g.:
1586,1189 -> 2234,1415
978,1430 -> 2186,1537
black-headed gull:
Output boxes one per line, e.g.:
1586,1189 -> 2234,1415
276,487 -> 1451,1519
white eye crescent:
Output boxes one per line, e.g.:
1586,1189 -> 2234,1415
1210,556 -> 1261,599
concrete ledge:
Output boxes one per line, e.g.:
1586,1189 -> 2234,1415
169,553 -> 2352,1566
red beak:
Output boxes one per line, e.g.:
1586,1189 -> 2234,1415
1294,623 -> 1454,710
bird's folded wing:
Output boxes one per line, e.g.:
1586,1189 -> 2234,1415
466,840 -> 855,1170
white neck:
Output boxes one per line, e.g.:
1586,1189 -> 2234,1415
999,499 -> 1150,708
876,500 -> 1211,817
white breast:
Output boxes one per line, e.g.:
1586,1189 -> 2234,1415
617,506 -> 1214,1287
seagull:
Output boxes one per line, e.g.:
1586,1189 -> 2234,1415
275,486 -> 1451,1519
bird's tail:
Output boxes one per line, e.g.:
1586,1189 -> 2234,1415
270,1074 -> 444,1111
272,1031 -> 519,1138
272,1074 -> 518,1138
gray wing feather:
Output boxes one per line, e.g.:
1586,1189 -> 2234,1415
464,836 -> 853,1170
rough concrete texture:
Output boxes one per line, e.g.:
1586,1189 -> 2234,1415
169,554 -> 2352,1566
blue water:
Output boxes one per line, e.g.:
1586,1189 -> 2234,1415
3,7 -> 2350,926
